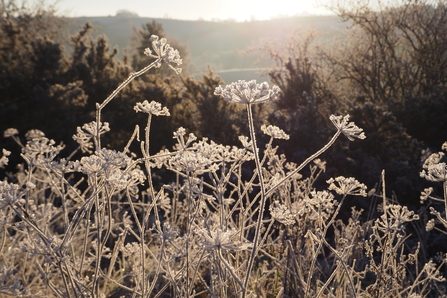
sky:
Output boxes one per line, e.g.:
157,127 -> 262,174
35,0 -> 333,21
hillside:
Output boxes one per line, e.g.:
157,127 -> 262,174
67,15 -> 345,82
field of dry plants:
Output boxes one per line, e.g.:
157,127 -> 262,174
1,31 -> 447,298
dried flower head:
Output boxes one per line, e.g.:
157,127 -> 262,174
22,137 -> 65,166
134,100 -> 170,116
73,121 -> 110,153
198,228 -> 251,251
420,162 -> 447,182
0,181 -> 24,209
426,218 -> 436,232
3,128 -> 18,138
24,129 -> 45,141
214,80 -> 280,104
329,114 -> 366,141
270,201 -> 295,225
422,152 -> 445,169
144,35 -> 182,73
420,187 -> 433,203
261,124 -> 290,140
327,176 -> 367,197
238,135 -> 254,151
0,149 -> 11,168
376,204 -> 420,233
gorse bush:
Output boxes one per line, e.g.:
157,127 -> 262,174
1,31 -> 447,298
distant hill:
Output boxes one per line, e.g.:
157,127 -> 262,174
67,15 -> 346,83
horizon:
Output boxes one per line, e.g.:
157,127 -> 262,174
29,0 -> 333,22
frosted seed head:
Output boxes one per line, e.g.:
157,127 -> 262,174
4,128 -> 19,138
134,100 -> 170,116
327,176 -> 367,197
330,114 -> 366,141
261,124 -> 289,140
25,129 -> 45,141
214,80 -> 281,104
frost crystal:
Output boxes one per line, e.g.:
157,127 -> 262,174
329,114 -> 366,141
214,80 -> 280,104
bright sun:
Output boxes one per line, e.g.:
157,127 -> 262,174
236,0 -> 326,20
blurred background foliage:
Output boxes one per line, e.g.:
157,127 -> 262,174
1,0 -> 447,208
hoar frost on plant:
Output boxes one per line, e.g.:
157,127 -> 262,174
420,187 -> 433,203
214,80 -> 280,104
0,181 -> 24,209
22,137 -> 65,167
375,204 -> 420,233
261,124 -> 290,140
144,35 -> 182,73
421,162 -> 447,182
79,148 -> 144,192
270,201 -> 295,225
134,100 -> 170,116
330,114 -> 366,141
24,129 -> 45,141
327,176 -> 367,197
197,228 -> 251,251
0,149 -> 11,168
3,128 -> 19,138
73,121 -> 110,153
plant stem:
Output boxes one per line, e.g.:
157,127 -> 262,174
242,104 -> 267,297
95,58 -> 161,150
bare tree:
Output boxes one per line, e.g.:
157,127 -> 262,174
324,0 -> 447,104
